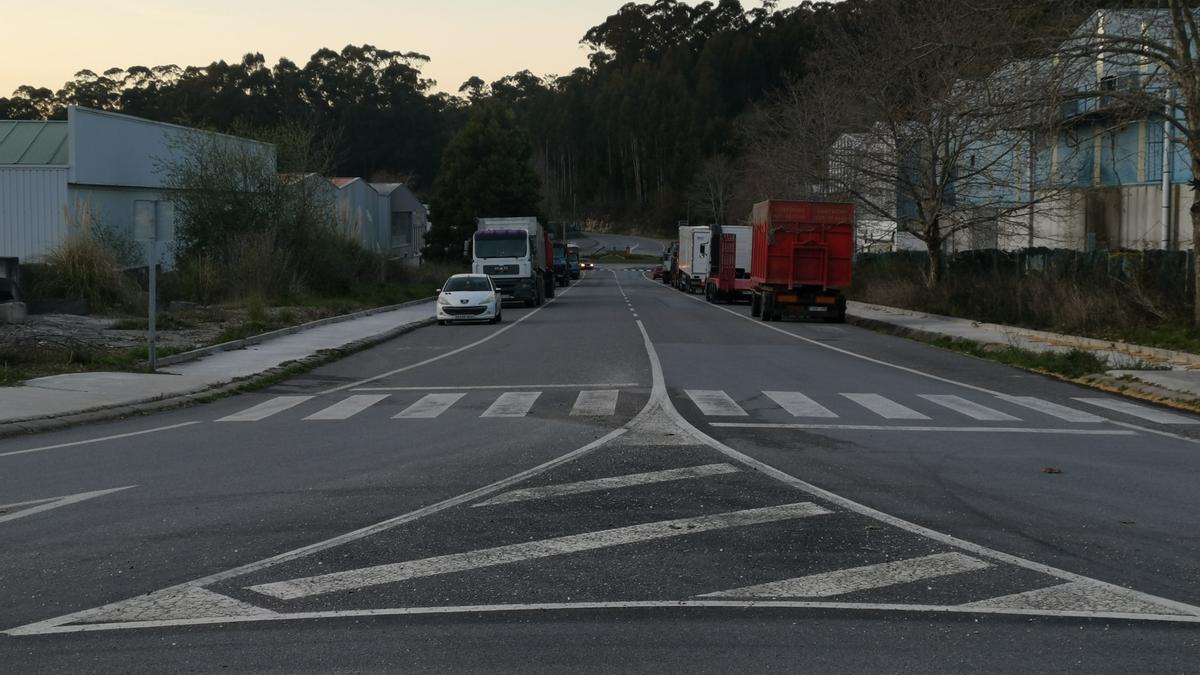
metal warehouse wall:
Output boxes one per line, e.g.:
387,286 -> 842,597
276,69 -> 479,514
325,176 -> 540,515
0,167 -> 68,261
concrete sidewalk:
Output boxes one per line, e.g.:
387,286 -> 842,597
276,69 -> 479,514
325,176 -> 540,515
846,301 -> 1200,399
0,301 -> 435,427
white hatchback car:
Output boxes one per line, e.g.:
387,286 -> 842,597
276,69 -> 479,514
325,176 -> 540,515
437,274 -> 502,325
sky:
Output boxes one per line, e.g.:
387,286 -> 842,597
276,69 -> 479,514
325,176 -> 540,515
1,0 -> 801,98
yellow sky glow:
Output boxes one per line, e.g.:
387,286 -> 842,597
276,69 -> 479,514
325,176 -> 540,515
2,1 -> 800,97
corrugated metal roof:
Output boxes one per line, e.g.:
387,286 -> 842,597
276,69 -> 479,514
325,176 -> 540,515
0,121 -> 69,165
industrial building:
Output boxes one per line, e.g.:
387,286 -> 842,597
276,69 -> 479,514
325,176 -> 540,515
0,106 -> 274,264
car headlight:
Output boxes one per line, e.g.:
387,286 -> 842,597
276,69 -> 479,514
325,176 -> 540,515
437,296 -> 451,305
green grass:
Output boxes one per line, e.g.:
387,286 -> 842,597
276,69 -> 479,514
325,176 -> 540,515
929,337 -> 1110,379
294,281 -> 436,314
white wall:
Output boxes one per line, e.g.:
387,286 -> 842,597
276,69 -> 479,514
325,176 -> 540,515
0,167 -> 69,261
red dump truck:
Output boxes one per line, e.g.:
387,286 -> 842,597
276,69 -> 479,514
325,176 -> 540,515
749,200 -> 854,323
703,225 -> 754,303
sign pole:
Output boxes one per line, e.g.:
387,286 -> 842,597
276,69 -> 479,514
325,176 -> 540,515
147,241 -> 157,371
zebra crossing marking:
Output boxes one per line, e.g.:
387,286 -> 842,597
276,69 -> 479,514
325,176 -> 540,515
841,393 -> 930,420
303,395 -> 389,421
763,391 -> 838,418
482,392 -> 542,418
1074,398 -> 1198,425
699,552 -> 991,598
685,390 -> 748,417
571,390 -> 620,417
217,396 -> 314,422
394,393 -> 466,419
474,463 -> 740,507
997,396 -> 1107,423
919,395 -> 1021,422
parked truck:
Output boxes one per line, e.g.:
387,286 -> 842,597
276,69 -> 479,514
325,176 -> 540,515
749,200 -> 854,323
703,224 -> 753,303
674,225 -> 712,293
660,241 -> 678,285
552,241 -> 570,287
473,217 -> 554,307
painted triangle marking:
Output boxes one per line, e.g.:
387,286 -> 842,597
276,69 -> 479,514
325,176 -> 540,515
0,486 -> 136,525
69,586 -> 276,625
961,580 -> 1198,616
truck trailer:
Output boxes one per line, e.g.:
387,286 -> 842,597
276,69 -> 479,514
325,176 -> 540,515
749,200 -> 854,323
473,217 -> 554,307
674,225 -> 712,294
703,224 -> 753,303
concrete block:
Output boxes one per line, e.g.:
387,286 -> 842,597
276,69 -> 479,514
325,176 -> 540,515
0,302 -> 27,324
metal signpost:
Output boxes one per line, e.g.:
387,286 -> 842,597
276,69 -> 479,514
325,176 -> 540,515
135,200 -> 170,371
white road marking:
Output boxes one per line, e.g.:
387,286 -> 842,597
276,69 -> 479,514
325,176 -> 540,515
841,393 -> 930,420
919,395 -> 1021,422
961,580 -> 1192,615
700,552 -> 991,598
393,393 -> 466,419
997,396 -> 1107,423
710,423 -> 1135,435
481,392 -> 542,418
0,422 -> 200,459
303,395 -> 389,421
1073,398 -> 1199,425
15,598 -> 1200,635
473,463 -> 740,507
685,390 -> 748,417
570,390 -> 620,416
355,383 -> 641,392
247,502 -> 831,600
631,319 -> 1200,619
217,396 -> 314,422
319,282 -> 580,395
69,586 -> 275,624
763,391 -> 838,418
0,486 -> 135,525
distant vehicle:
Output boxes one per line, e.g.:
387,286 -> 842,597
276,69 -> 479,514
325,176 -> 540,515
437,274 -> 501,325
552,242 -> 570,287
566,244 -> 582,279
581,261 -> 595,271
749,200 -> 854,323
473,217 -> 555,307
652,265 -> 664,279
703,225 -> 753,303
661,242 -> 678,285
674,225 -> 712,294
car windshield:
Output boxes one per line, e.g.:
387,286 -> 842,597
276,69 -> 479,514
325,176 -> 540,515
475,236 -> 527,259
443,277 -> 492,292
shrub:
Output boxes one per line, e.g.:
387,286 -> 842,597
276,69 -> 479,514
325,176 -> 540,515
221,229 -> 297,301
40,236 -> 138,312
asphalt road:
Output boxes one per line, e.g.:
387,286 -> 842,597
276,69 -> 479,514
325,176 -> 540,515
2,266 -> 1199,672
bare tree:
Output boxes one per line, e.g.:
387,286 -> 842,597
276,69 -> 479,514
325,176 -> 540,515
687,154 -> 741,225
1050,4 -> 1200,323
744,0 -> 1076,287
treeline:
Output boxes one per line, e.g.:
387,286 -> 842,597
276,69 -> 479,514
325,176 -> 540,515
1,1 -> 1100,231
0,47 -> 456,185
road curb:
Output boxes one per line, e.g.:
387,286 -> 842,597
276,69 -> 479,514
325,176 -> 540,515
155,297 -> 435,367
849,301 -> 1200,368
847,310 -> 1200,415
0,317 -> 435,440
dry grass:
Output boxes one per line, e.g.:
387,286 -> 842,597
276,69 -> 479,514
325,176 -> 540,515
39,236 -> 138,312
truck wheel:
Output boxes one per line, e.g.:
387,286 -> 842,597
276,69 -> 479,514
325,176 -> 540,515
762,295 -> 775,322
545,277 -> 555,299
751,293 -> 762,318
705,284 -> 715,303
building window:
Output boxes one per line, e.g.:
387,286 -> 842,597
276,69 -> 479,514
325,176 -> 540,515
391,211 -> 413,248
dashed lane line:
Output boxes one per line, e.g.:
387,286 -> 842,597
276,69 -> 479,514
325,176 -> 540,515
246,502 -> 832,601
473,463 -> 740,507
699,552 -> 991,598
